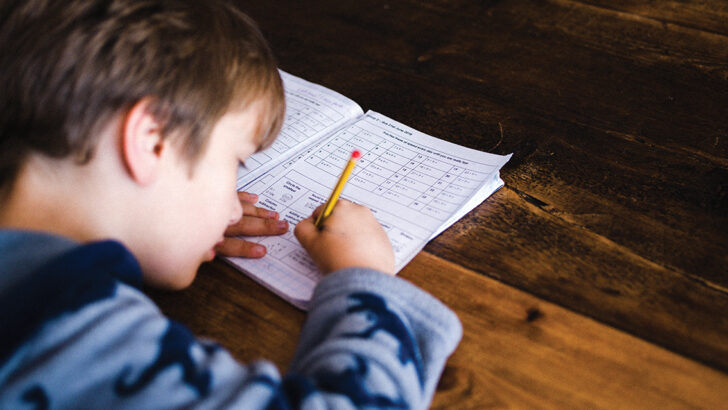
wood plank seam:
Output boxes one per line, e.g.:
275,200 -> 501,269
492,186 -> 728,297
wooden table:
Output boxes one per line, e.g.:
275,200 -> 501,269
150,1 -> 728,407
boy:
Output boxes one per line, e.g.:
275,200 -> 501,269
0,0 -> 462,408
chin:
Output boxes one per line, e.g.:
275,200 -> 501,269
171,268 -> 199,289
143,265 -> 199,290
167,275 -> 197,290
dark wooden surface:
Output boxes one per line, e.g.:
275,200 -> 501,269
150,0 -> 728,407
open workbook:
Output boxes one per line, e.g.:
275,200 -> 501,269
226,70 -> 511,309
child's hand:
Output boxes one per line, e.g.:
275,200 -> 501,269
215,192 -> 288,258
295,200 -> 395,275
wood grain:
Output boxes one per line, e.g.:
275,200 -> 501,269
572,0 -> 728,36
402,253 -> 728,409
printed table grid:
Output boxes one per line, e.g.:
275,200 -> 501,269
245,93 -> 345,170
303,124 -> 489,213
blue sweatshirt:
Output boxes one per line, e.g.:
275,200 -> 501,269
0,230 -> 461,409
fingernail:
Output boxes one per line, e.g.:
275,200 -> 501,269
253,245 -> 266,257
277,220 -> 288,229
268,210 -> 279,219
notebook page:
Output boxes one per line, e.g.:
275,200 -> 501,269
236,70 -> 364,186
227,111 -> 510,309
431,170 -> 506,240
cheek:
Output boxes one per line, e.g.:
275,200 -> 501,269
204,176 -> 239,229
187,153 -> 241,238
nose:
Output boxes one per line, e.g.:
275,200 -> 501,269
229,192 -> 243,225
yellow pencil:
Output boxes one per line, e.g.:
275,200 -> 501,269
315,150 -> 362,228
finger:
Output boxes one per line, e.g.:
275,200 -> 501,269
214,237 -> 267,258
313,199 -> 354,227
225,216 -> 289,236
293,214 -> 318,246
311,204 -> 325,220
237,191 -> 259,204
241,202 -> 279,220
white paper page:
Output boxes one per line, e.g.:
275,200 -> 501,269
236,70 -> 364,185
431,170 -> 506,239
227,111 -> 510,309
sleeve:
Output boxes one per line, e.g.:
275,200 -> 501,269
1,269 -> 461,409
286,268 -> 463,409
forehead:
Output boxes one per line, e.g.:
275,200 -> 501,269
229,76 -> 285,148
218,101 -> 263,129
211,100 -> 266,150
231,95 -> 282,151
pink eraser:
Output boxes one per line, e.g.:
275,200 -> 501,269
352,150 -> 361,159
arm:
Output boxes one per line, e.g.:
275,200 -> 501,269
219,200 -> 460,407
286,268 -> 462,409
284,200 -> 461,408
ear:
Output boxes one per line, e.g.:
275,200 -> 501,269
121,99 -> 165,185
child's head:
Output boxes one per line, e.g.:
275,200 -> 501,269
0,0 -> 284,287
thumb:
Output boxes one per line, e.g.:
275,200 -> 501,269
294,215 -> 318,246
311,204 -> 325,221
